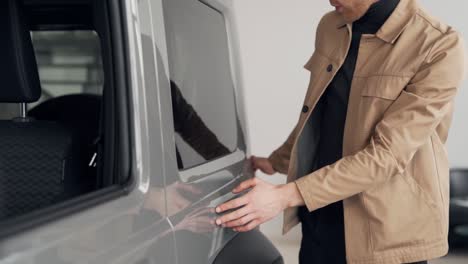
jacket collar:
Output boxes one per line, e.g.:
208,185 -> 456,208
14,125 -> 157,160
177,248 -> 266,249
336,0 -> 419,44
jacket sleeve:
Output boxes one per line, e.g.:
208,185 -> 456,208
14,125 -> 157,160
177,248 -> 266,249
295,30 -> 466,212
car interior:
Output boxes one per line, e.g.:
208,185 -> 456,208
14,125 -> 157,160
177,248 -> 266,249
0,0 -> 129,233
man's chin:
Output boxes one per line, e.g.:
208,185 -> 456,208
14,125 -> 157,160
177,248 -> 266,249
337,11 -> 359,24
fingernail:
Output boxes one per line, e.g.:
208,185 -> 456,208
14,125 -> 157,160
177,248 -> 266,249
216,219 -> 221,225
215,207 -> 220,213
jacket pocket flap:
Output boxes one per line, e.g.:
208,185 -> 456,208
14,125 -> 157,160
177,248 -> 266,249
361,76 -> 410,100
304,51 -> 328,73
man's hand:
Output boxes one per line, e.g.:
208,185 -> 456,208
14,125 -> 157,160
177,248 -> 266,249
250,156 -> 276,175
215,178 -> 304,232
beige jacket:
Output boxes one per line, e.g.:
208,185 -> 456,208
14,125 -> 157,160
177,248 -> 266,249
268,0 -> 466,263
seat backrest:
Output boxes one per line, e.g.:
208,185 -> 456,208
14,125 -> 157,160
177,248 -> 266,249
0,121 -> 78,218
0,0 -> 81,219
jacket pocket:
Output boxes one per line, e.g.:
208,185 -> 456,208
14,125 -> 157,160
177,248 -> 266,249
362,172 -> 442,252
360,75 -> 409,100
304,51 -> 327,72
355,76 -> 410,128
301,52 -> 329,106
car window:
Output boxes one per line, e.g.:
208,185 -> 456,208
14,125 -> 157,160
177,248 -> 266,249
162,0 -> 239,170
0,0 -> 135,237
30,30 -> 104,108
0,5 -> 113,224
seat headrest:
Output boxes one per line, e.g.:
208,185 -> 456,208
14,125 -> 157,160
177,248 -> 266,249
0,0 -> 41,103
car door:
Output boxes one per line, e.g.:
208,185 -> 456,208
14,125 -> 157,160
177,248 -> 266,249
156,0 -> 257,262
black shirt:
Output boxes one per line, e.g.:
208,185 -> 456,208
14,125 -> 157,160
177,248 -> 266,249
299,0 -> 400,262
316,0 -> 400,175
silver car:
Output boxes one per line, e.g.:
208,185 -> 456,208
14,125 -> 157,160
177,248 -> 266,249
0,0 -> 283,263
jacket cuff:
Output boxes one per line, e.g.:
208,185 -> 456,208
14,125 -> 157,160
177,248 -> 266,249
295,175 -> 321,212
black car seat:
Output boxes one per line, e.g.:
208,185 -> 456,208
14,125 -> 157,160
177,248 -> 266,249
29,94 -> 102,193
0,0 -> 82,219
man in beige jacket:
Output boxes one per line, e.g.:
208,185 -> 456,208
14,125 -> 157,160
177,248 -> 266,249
215,0 -> 466,263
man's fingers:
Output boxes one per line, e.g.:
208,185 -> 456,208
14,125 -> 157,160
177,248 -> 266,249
215,205 -> 252,226
215,196 -> 248,213
250,156 -> 258,171
235,219 -> 260,232
232,178 -> 258,194
224,213 -> 256,228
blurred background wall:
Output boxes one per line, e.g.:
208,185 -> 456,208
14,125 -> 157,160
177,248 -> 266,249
231,0 -> 468,263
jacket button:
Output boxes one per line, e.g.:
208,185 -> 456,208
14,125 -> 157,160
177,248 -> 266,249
302,105 -> 309,113
327,64 -> 333,72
